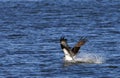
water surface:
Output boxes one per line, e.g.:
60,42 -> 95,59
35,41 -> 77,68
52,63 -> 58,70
0,0 -> 120,78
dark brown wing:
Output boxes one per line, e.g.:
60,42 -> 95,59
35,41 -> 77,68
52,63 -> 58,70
60,37 -> 69,49
60,37 -> 74,56
72,37 -> 87,56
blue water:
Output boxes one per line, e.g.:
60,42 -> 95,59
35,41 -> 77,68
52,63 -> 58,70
0,0 -> 120,78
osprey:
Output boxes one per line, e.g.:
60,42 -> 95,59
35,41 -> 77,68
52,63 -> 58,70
60,37 -> 87,62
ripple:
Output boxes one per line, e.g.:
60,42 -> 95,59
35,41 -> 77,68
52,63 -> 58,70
107,65 -> 118,68
0,1 -> 120,78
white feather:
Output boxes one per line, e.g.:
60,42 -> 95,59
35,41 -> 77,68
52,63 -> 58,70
63,49 -> 73,61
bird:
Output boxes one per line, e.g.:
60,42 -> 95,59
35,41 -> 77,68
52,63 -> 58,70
60,36 -> 87,62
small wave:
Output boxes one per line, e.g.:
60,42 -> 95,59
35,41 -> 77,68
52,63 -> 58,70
74,52 -> 105,64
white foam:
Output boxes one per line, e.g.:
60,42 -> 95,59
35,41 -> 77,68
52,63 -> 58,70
74,52 -> 105,64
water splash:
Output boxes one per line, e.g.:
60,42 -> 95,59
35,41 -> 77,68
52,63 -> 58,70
74,52 -> 105,64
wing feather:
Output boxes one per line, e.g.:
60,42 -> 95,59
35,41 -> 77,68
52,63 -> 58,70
60,37 -> 74,57
72,37 -> 87,56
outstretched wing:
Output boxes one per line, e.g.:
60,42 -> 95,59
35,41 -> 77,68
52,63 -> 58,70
72,37 -> 87,56
60,37 -> 69,49
60,37 -> 74,57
